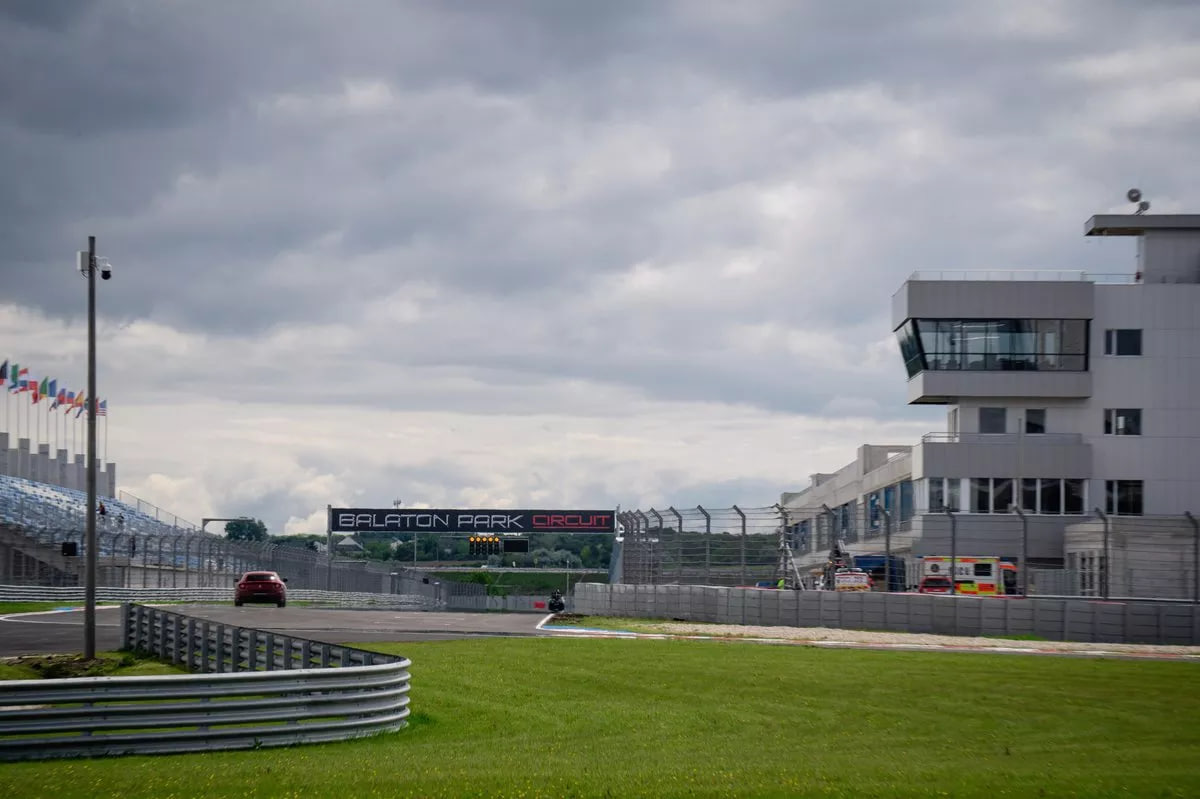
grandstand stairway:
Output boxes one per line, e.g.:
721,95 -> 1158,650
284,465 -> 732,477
0,523 -> 133,586
0,523 -> 81,585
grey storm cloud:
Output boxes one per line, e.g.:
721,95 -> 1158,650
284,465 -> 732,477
2,0 -> 1199,428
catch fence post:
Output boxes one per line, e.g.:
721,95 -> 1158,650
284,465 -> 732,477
1095,508 -> 1110,599
669,506 -> 684,584
635,511 -> 650,584
1013,505 -> 1028,595
944,508 -> 956,596
1186,511 -> 1199,605
697,505 -> 711,584
732,505 -> 747,585
881,507 -> 892,592
649,509 -> 663,586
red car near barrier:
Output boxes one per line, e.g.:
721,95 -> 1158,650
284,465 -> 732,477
234,571 -> 288,607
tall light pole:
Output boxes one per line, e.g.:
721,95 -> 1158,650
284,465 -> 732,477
82,236 -> 99,659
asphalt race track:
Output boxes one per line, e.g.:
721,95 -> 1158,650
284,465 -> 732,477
0,605 -> 549,658
0,606 -> 126,657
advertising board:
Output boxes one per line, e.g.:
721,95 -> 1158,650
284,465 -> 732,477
329,508 -> 616,534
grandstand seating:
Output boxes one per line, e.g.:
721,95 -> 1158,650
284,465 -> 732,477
0,474 -> 400,594
0,473 -> 194,538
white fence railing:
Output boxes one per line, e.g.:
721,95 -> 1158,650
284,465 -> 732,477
0,584 -> 434,608
0,604 -> 412,761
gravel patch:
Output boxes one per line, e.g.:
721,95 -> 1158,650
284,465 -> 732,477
644,621 -> 1200,656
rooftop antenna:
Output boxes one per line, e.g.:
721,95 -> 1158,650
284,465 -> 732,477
1127,188 -> 1150,215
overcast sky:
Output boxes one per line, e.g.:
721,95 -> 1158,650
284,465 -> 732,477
1,0 -> 1197,534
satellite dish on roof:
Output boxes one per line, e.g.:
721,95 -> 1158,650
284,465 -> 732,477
1127,188 -> 1142,203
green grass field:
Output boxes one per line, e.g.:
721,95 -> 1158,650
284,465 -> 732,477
0,651 -> 186,680
1,636 -> 1197,798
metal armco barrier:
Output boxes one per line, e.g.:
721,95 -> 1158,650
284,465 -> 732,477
0,604 -> 411,761
0,584 -> 432,607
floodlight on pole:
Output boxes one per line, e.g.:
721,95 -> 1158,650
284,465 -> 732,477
78,236 -> 112,660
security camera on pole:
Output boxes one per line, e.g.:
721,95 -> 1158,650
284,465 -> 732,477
77,237 -> 112,660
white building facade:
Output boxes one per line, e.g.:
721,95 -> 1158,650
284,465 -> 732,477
783,213 -> 1200,597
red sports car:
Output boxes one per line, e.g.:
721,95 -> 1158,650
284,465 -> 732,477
234,571 -> 288,607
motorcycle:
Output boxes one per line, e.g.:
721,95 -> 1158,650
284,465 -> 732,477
548,590 -> 566,613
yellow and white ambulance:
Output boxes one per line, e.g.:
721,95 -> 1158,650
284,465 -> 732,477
917,556 -> 1017,596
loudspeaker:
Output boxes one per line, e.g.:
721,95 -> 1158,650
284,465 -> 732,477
62,541 -> 78,557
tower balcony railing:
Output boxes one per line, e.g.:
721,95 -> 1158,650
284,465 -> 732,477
921,432 -> 1083,445
907,269 -> 1137,284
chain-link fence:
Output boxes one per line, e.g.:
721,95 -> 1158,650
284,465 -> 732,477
617,506 -> 783,587
0,472 -> 471,599
116,489 -> 198,531
0,522 -> 473,605
618,504 -> 1200,601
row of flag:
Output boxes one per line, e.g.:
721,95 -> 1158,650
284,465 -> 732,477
0,360 -> 107,418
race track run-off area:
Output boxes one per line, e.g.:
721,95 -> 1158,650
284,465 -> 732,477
0,605 -> 547,657
3,603 -> 1199,661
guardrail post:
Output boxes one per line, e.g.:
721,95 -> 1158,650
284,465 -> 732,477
247,630 -> 258,671
264,633 -> 275,671
172,614 -> 183,666
201,621 -> 211,672
186,618 -> 197,671
302,639 -> 314,669
158,609 -> 169,659
120,603 -> 131,650
215,624 -> 226,673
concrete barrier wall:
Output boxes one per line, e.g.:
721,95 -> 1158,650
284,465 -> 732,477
571,583 -> 1200,645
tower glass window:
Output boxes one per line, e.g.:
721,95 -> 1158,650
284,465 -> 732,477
1104,329 -> 1142,356
898,318 -> 1088,375
1105,480 -> 1144,516
1104,409 -> 1142,436
979,407 -> 1006,434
